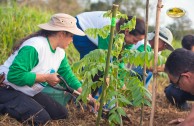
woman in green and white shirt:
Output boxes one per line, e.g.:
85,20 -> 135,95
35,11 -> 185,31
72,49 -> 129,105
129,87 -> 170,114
0,13 -> 96,125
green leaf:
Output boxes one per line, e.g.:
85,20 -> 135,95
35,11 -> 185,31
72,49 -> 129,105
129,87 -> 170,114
108,99 -> 117,109
120,16 -> 136,32
109,113 -> 117,122
118,97 -> 131,105
116,107 -> 126,116
144,99 -> 151,106
115,113 -> 121,124
103,10 -> 112,18
133,94 -> 143,106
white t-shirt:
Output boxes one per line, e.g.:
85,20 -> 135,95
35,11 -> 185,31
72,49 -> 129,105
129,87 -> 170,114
0,37 -> 65,96
77,11 -> 111,46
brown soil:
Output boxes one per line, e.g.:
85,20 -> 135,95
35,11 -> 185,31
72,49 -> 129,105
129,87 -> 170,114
0,80 -> 190,126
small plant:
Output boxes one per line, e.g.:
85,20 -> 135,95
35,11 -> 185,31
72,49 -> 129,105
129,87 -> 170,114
72,9 -> 166,125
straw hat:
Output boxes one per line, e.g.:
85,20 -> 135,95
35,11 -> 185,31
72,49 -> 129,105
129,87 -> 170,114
38,13 -> 85,36
148,27 -> 174,51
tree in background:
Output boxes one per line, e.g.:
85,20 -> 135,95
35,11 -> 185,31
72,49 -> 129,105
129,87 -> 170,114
120,0 -> 146,17
167,15 -> 194,40
1,0 -> 193,45
80,0 -> 148,18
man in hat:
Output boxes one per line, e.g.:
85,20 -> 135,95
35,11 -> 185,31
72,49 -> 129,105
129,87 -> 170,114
132,27 -> 174,87
133,27 -> 174,52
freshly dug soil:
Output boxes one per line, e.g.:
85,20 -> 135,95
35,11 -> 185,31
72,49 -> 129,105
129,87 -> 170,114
0,80 -> 190,126
0,93 -> 189,126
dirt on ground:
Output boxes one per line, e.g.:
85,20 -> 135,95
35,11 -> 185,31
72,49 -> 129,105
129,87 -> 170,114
0,80 -> 190,126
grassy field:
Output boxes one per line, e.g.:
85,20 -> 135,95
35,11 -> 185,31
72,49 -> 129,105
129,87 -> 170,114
0,3 -> 49,64
0,3 -> 80,65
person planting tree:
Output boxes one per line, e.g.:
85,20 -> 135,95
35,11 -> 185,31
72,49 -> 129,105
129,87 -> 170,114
73,11 -> 145,98
73,11 -> 145,60
132,27 -> 174,87
165,48 -> 194,126
0,13 -> 98,125
165,35 -> 194,111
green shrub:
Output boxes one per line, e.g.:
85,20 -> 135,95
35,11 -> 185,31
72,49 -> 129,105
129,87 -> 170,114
0,3 -> 80,64
0,3 -> 50,64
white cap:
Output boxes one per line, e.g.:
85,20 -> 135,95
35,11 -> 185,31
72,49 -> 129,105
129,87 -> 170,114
148,27 -> 174,51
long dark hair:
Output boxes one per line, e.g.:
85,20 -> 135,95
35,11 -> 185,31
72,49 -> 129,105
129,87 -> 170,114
116,16 -> 145,36
12,30 -> 58,53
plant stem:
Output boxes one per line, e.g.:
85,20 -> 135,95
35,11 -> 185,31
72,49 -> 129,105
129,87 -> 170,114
96,4 -> 119,126
149,0 -> 162,126
140,0 -> 149,125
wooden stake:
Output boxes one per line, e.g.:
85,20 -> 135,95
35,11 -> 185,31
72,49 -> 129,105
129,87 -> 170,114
140,0 -> 150,125
149,0 -> 163,125
96,4 -> 119,126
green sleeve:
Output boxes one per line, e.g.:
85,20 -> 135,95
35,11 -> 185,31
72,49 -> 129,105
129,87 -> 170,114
137,45 -> 152,52
57,56 -> 81,90
7,46 -> 38,86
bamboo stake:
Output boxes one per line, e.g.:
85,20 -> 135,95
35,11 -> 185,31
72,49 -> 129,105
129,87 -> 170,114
140,0 -> 150,125
149,0 -> 162,125
96,4 -> 119,126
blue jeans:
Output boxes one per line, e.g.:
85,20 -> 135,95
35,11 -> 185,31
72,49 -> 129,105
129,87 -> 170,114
132,66 -> 153,88
164,83 -> 194,107
73,17 -> 97,59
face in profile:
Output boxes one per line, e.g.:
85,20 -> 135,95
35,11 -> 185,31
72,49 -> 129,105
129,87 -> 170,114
158,39 -> 168,51
59,32 -> 74,49
124,31 -> 145,45
167,71 -> 194,95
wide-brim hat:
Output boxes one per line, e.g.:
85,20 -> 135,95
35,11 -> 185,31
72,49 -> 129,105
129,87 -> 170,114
38,13 -> 85,36
148,27 -> 174,51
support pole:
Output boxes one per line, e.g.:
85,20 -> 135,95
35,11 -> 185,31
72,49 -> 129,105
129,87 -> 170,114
149,0 -> 162,125
96,4 -> 119,126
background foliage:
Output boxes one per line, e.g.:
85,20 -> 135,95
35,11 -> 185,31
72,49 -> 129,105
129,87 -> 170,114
0,3 -> 50,64
1,0 -> 192,42
0,3 -> 80,64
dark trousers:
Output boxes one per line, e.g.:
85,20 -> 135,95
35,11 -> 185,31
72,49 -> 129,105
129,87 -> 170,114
164,83 -> 194,107
0,86 -> 68,125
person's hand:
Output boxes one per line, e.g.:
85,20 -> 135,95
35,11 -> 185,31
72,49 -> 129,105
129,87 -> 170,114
147,65 -> 165,72
88,94 -> 100,113
168,118 -> 184,125
45,73 -> 60,86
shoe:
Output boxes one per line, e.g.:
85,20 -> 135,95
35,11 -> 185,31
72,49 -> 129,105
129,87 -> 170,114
178,102 -> 192,111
